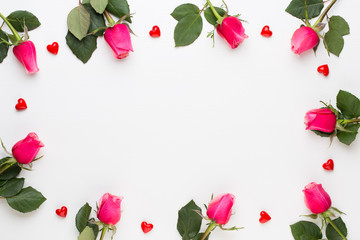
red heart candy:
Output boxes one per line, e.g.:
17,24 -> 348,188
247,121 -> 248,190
55,206 -> 68,218
15,98 -> 27,110
259,211 -> 271,224
149,25 -> 161,38
47,42 -> 59,55
141,221 -> 153,233
317,64 -> 329,76
261,25 -> 272,37
323,159 -> 334,171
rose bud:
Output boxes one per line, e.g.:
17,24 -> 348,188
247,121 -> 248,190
207,193 -> 235,225
11,132 -> 44,164
304,108 -> 337,133
291,26 -> 319,54
104,24 -> 133,59
97,193 -> 123,225
216,16 -> 247,49
303,182 -> 331,214
12,41 -> 39,74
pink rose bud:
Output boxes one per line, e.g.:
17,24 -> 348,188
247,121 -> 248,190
97,193 -> 123,225
291,26 -> 319,54
12,41 -> 39,74
104,24 -> 133,59
303,182 -> 332,214
304,108 -> 337,133
216,16 -> 248,49
12,132 -> 44,164
206,193 -> 235,225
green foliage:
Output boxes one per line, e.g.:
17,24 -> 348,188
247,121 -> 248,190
328,16 -> 350,36
171,4 -> 200,21
6,187 -> 46,213
66,31 -> 97,63
67,5 -> 91,41
336,90 -> 360,119
290,221 -> 322,240
90,0 -> 108,14
326,217 -> 347,240
0,178 -> 24,197
83,4 -> 106,36
177,200 -> 203,240
106,0 -> 131,23
285,0 -> 324,20
0,164 -> 21,180
76,202 -> 92,233
337,124 -> 360,145
174,14 -> 203,47
7,10 -> 41,32
0,29 -> 9,63
78,226 -> 96,240
204,7 -> 226,26
324,31 -> 344,57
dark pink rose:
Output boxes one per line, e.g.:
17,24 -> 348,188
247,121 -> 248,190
206,193 -> 235,225
216,16 -> 247,49
97,193 -> 123,225
305,108 -> 337,133
291,26 -> 319,54
12,132 -> 44,164
104,24 -> 133,59
13,41 -> 39,74
303,182 -> 331,214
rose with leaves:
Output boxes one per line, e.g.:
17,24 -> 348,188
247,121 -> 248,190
286,0 -> 349,56
177,193 -> 242,240
66,0 -> 134,63
0,11 -> 40,73
0,133 -> 46,213
290,182 -> 348,240
304,90 -> 360,145
171,0 -> 247,48
75,193 -> 123,240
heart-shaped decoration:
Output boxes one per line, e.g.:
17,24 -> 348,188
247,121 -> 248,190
56,206 -> 68,218
323,159 -> 334,171
47,42 -> 59,55
141,221 -> 153,233
259,211 -> 271,223
15,98 -> 27,110
149,25 -> 161,38
261,25 -> 272,37
317,64 -> 329,76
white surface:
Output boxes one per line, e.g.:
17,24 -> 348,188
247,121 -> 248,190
1,0 -> 360,239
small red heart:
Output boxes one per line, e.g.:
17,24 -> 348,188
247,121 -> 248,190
261,25 -> 272,37
259,211 -> 271,224
15,98 -> 27,110
55,206 -> 68,218
317,64 -> 329,76
141,221 -> 153,233
149,25 -> 161,38
323,159 -> 334,171
47,42 -> 59,55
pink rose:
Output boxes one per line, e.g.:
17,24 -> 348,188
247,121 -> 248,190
12,132 -> 44,164
97,193 -> 123,225
291,26 -> 319,54
12,41 -> 39,74
303,182 -> 331,214
305,108 -> 337,133
104,24 -> 133,59
216,16 -> 247,49
206,193 -> 235,225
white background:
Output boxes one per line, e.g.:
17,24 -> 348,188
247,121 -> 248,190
1,0 -> 360,239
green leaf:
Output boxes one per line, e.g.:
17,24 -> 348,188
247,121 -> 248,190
194,232 -> 210,240
177,200 -> 202,240
0,180 -> 7,187
76,202 -> 92,233
7,11 -> 41,32
90,0 -> 108,14
324,30 -> 344,57
87,219 -> 99,238
174,13 -> 203,47
171,4 -> 200,21
329,16 -> 350,36
0,29 -> 9,63
106,0 -> 131,23
0,178 -> 24,197
336,90 -> 360,118
78,226 -> 96,240
312,130 -> 333,137
82,0 -> 90,3
66,31 -> 97,63
204,7 -> 226,26
67,5 -> 91,41
337,124 -> 360,145
6,186 -> 46,213
290,221 -> 322,240
0,164 -> 21,181
83,4 -> 106,36
326,217 -> 347,240
285,0 -> 324,20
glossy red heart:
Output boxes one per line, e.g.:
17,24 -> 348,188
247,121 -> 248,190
141,221 -> 153,233
47,42 -> 59,55
261,25 -> 272,37
323,159 -> 334,171
15,98 -> 27,110
317,64 -> 329,76
259,211 -> 271,223
149,25 -> 161,38
56,206 -> 68,217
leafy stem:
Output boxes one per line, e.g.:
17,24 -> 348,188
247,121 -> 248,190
0,12 -> 21,42
313,0 -> 337,27
323,215 -> 347,240
206,0 -> 223,23
104,10 -> 116,27
99,225 -> 109,240
340,118 -> 360,124
200,222 -> 217,240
